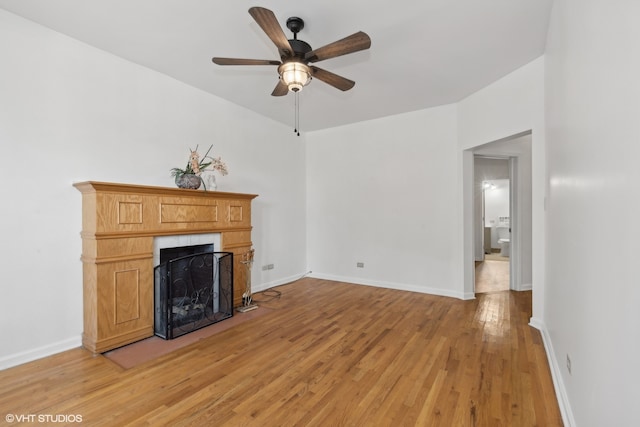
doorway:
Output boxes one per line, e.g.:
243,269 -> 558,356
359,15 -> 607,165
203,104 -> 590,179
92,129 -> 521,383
466,132 -> 532,296
475,161 -> 510,293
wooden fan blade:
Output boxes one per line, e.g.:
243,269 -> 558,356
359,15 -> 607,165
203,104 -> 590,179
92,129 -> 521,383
310,66 -> 356,91
248,7 -> 294,57
305,31 -> 371,63
271,79 -> 289,97
212,57 -> 281,66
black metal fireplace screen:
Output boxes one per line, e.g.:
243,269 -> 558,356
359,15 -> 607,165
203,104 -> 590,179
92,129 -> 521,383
154,251 -> 233,339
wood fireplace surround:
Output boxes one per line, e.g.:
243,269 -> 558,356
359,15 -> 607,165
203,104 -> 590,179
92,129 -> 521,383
74,181 -> 257,353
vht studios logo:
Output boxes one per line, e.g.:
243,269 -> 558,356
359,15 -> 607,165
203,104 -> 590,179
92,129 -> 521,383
5,413 -> 83,423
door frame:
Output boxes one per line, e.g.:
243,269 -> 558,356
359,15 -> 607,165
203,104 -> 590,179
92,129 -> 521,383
465,132 -> 532,295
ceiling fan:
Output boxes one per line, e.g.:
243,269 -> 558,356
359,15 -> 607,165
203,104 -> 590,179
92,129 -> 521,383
212,6 -> 371,96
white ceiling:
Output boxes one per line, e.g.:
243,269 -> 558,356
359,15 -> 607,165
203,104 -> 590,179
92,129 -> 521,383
0,0 -> 553,132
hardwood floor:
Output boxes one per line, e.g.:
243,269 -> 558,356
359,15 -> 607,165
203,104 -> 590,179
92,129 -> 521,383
475,259 -> 510,293
0,278 -> 562,426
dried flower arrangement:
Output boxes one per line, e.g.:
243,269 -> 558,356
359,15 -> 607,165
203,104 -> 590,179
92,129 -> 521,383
170,145 -> 228,190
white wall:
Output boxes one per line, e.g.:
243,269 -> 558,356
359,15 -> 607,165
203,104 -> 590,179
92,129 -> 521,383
484,179 -> 510,248
544,0 -> 640,425
306,57 -> 542,301
306,106 -> 462,298
474,158 -> 509,258
483,180 -> 510,228
0,10 -> 307,368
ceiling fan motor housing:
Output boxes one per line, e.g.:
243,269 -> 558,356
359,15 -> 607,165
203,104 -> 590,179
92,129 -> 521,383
285,17 -> 312,59
288,39 -> 312,58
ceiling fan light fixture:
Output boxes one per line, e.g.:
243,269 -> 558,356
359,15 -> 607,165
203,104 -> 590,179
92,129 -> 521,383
279,61 -> 311,92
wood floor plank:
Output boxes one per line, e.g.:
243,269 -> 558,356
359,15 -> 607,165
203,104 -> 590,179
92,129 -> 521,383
0,278 -> 563,426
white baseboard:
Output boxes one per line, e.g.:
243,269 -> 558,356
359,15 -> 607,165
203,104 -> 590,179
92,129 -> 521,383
0,336 -> 82,371
529,317 -> 576,427
462,291 -> 476,300
253,271 -> 313,293
520,282 -> 533,291
307,272 -> 468,300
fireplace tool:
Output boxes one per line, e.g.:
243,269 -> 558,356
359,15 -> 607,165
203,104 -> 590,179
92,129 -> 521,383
237,249 -> 258,312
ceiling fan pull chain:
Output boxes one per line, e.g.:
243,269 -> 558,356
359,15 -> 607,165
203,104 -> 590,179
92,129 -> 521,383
293,91 -> 297,134
294,91 -> 301,136
297,92 -> 301,136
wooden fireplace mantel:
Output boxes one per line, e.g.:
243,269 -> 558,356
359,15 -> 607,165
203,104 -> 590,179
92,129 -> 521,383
74,181 -> 258,353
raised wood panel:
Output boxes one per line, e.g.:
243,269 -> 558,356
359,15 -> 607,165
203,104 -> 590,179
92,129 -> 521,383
229,205 -> 243,222
114,269 -> 140,324
117,201 -> 143,224
74,181 -> 257,353
96,259 -> 153,338
159,202 -> 218,224
95,193 -> 151,233
226,200 -> 251,227
82,257 -> 154,353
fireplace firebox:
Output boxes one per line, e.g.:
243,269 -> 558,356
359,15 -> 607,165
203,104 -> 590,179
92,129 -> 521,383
154,248 -> 233,339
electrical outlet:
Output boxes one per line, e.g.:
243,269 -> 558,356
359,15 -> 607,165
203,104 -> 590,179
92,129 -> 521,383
267,264 -> 274,270
356,262 -> 364,268
566,354 -> 572,374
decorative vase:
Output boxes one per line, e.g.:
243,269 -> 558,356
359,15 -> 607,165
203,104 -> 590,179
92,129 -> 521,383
201,171 -> 218,191
175,173 -> 202,189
